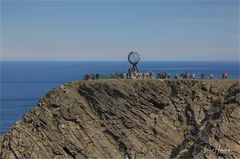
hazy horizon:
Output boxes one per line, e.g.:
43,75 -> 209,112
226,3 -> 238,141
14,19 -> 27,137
1,60 -> 239,62
1,0 -> 239,61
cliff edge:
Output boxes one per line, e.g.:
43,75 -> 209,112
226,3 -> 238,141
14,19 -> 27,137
1,80 -> 240,159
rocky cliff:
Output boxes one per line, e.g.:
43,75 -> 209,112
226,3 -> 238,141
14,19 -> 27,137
0,80 -> 239,159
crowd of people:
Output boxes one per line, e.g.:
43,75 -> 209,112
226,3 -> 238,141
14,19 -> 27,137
110,71 -> 155,79
84,71 -> 229,80
84,73 -> 100,80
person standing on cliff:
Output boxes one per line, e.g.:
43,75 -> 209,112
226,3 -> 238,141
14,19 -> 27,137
175,74 -> 178,79
96,73 -> 100,79
210,73 -> 213,79
150,71 -> 154,78
132,67 -> 138,78
91,74 -> 95,80
146,72 -> 149,78
167,73 -> 171,79
192,73 -> 195,79
224,72 -> 228,79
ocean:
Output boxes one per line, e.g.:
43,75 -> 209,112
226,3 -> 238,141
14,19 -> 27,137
0,61 -> 239,135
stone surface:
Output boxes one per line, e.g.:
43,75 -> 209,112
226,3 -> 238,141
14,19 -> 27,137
0,79 -> 239,159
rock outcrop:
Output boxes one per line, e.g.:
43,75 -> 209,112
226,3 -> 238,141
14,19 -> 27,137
0,80 -> 239,159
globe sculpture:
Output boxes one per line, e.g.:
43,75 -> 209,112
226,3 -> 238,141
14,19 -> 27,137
128,52 -> 140,78
128,51 -> 140,65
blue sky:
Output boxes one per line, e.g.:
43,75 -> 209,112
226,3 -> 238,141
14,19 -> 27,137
1,0 -> 239,61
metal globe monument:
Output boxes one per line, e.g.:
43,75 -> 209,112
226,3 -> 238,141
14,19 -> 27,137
128,51 -> 140,65
128,52 -> 140,78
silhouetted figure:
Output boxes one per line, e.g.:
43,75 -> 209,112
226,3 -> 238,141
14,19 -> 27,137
85,74 -> 90,80
91,74 -> 95,80
96,74 -> 99,79
128,68 -> 132,79
167,73 -> 171,79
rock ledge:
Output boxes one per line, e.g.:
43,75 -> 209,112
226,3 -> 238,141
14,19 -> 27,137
1,80 -> 239,159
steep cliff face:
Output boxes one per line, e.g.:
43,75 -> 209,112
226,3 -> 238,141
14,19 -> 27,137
0,80 -> 239,159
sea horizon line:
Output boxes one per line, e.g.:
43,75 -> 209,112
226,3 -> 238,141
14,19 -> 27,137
0,60 -> 239,63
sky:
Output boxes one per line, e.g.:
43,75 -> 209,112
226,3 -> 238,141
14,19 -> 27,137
1,0 -> 239,61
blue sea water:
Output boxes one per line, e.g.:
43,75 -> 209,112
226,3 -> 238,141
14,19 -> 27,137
0,61 -> 239,135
